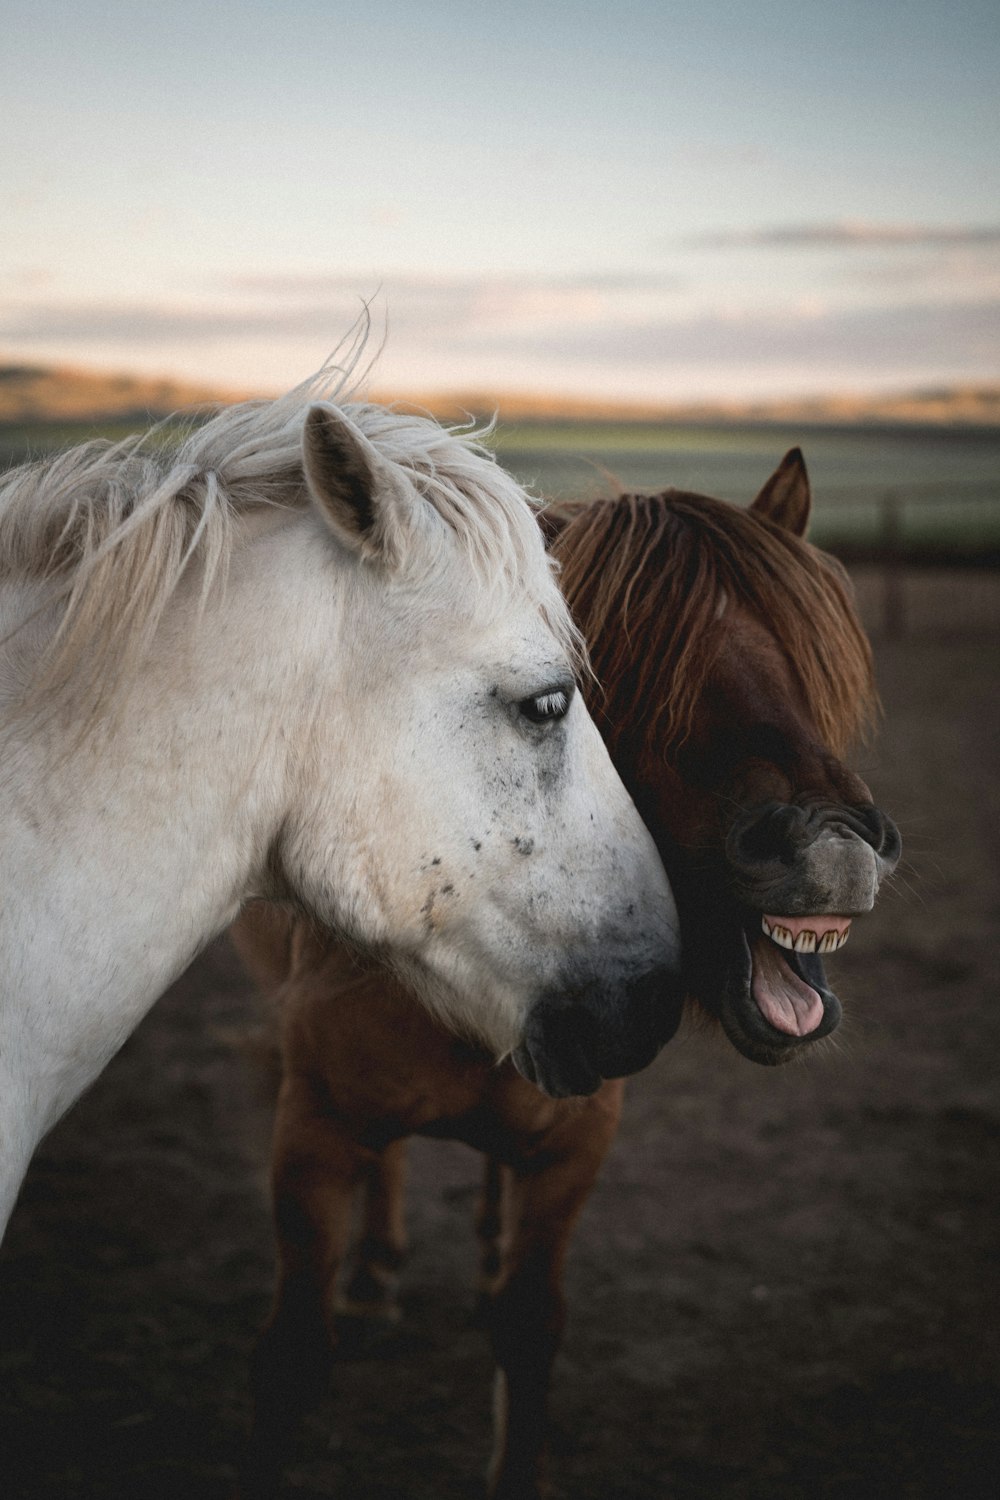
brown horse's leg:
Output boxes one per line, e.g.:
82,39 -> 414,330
485,1085 -> 625,1500
341,1138 -> 409,1323
474,1155 -> 506,1315
239,1079 -> 364,1500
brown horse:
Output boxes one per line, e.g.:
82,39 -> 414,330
231,450 -> 900,1499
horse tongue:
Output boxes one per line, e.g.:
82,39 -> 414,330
750,934 -> 824,1037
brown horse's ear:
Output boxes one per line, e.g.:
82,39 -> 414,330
750,448 -> 811,537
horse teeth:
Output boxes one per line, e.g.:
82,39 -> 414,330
761,917 -> 794,950
762,917 -> 852,953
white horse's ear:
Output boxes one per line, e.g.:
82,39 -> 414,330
302,403 -> 411,564
750,447 -> 811,537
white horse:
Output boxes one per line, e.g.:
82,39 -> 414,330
0,358 -> 681,1236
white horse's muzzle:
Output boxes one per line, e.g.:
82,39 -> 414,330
511,959 -> 684,1098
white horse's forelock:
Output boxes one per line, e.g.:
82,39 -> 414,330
0,340 -> 580,723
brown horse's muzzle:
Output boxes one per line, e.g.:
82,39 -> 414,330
725,799 -> 901,914
701,797 -> 901,1065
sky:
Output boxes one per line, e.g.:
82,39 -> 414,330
3,0 -> 999,402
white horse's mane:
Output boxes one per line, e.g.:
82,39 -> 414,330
0,332 -> 578,714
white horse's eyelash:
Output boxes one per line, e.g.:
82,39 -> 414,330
520,686 -> 573,723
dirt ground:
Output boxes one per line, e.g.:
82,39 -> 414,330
1,568 -> 998,1500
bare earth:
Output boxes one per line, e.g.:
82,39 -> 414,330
1,569 -> 998,1500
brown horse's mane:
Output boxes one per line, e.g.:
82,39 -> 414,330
549,489 -> 877,761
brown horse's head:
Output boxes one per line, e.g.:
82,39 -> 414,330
550,449 -> 900,1066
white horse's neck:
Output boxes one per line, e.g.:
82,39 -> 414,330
0,515 -> 334,1190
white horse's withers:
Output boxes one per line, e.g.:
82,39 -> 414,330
0,362 -> 681,1235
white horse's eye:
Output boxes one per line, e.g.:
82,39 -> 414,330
519,686 -> 573,724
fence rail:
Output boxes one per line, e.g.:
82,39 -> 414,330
806,483 -> 1000,567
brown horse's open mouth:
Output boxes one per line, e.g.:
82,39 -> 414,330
716,910 -> 845,1064
750,914 -> 851,1037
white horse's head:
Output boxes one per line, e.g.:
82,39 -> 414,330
270,401 -> 682,1096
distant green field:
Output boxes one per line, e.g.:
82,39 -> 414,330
0,419 -> 186,469
493,420 -> 1000,562
3,415 -> 999,562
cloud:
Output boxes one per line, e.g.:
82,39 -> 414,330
222,270 -> 681,298
217,270 -> 684,339
688,222 -> 1000,249
0,271 -> 686,348
3,287 -> 996,397
0,302 -> 349,344
444,299 -> 1000,373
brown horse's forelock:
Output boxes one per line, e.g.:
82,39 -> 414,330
550,490 -> 877,764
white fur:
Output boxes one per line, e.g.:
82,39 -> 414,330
0,354 -> 677,1235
